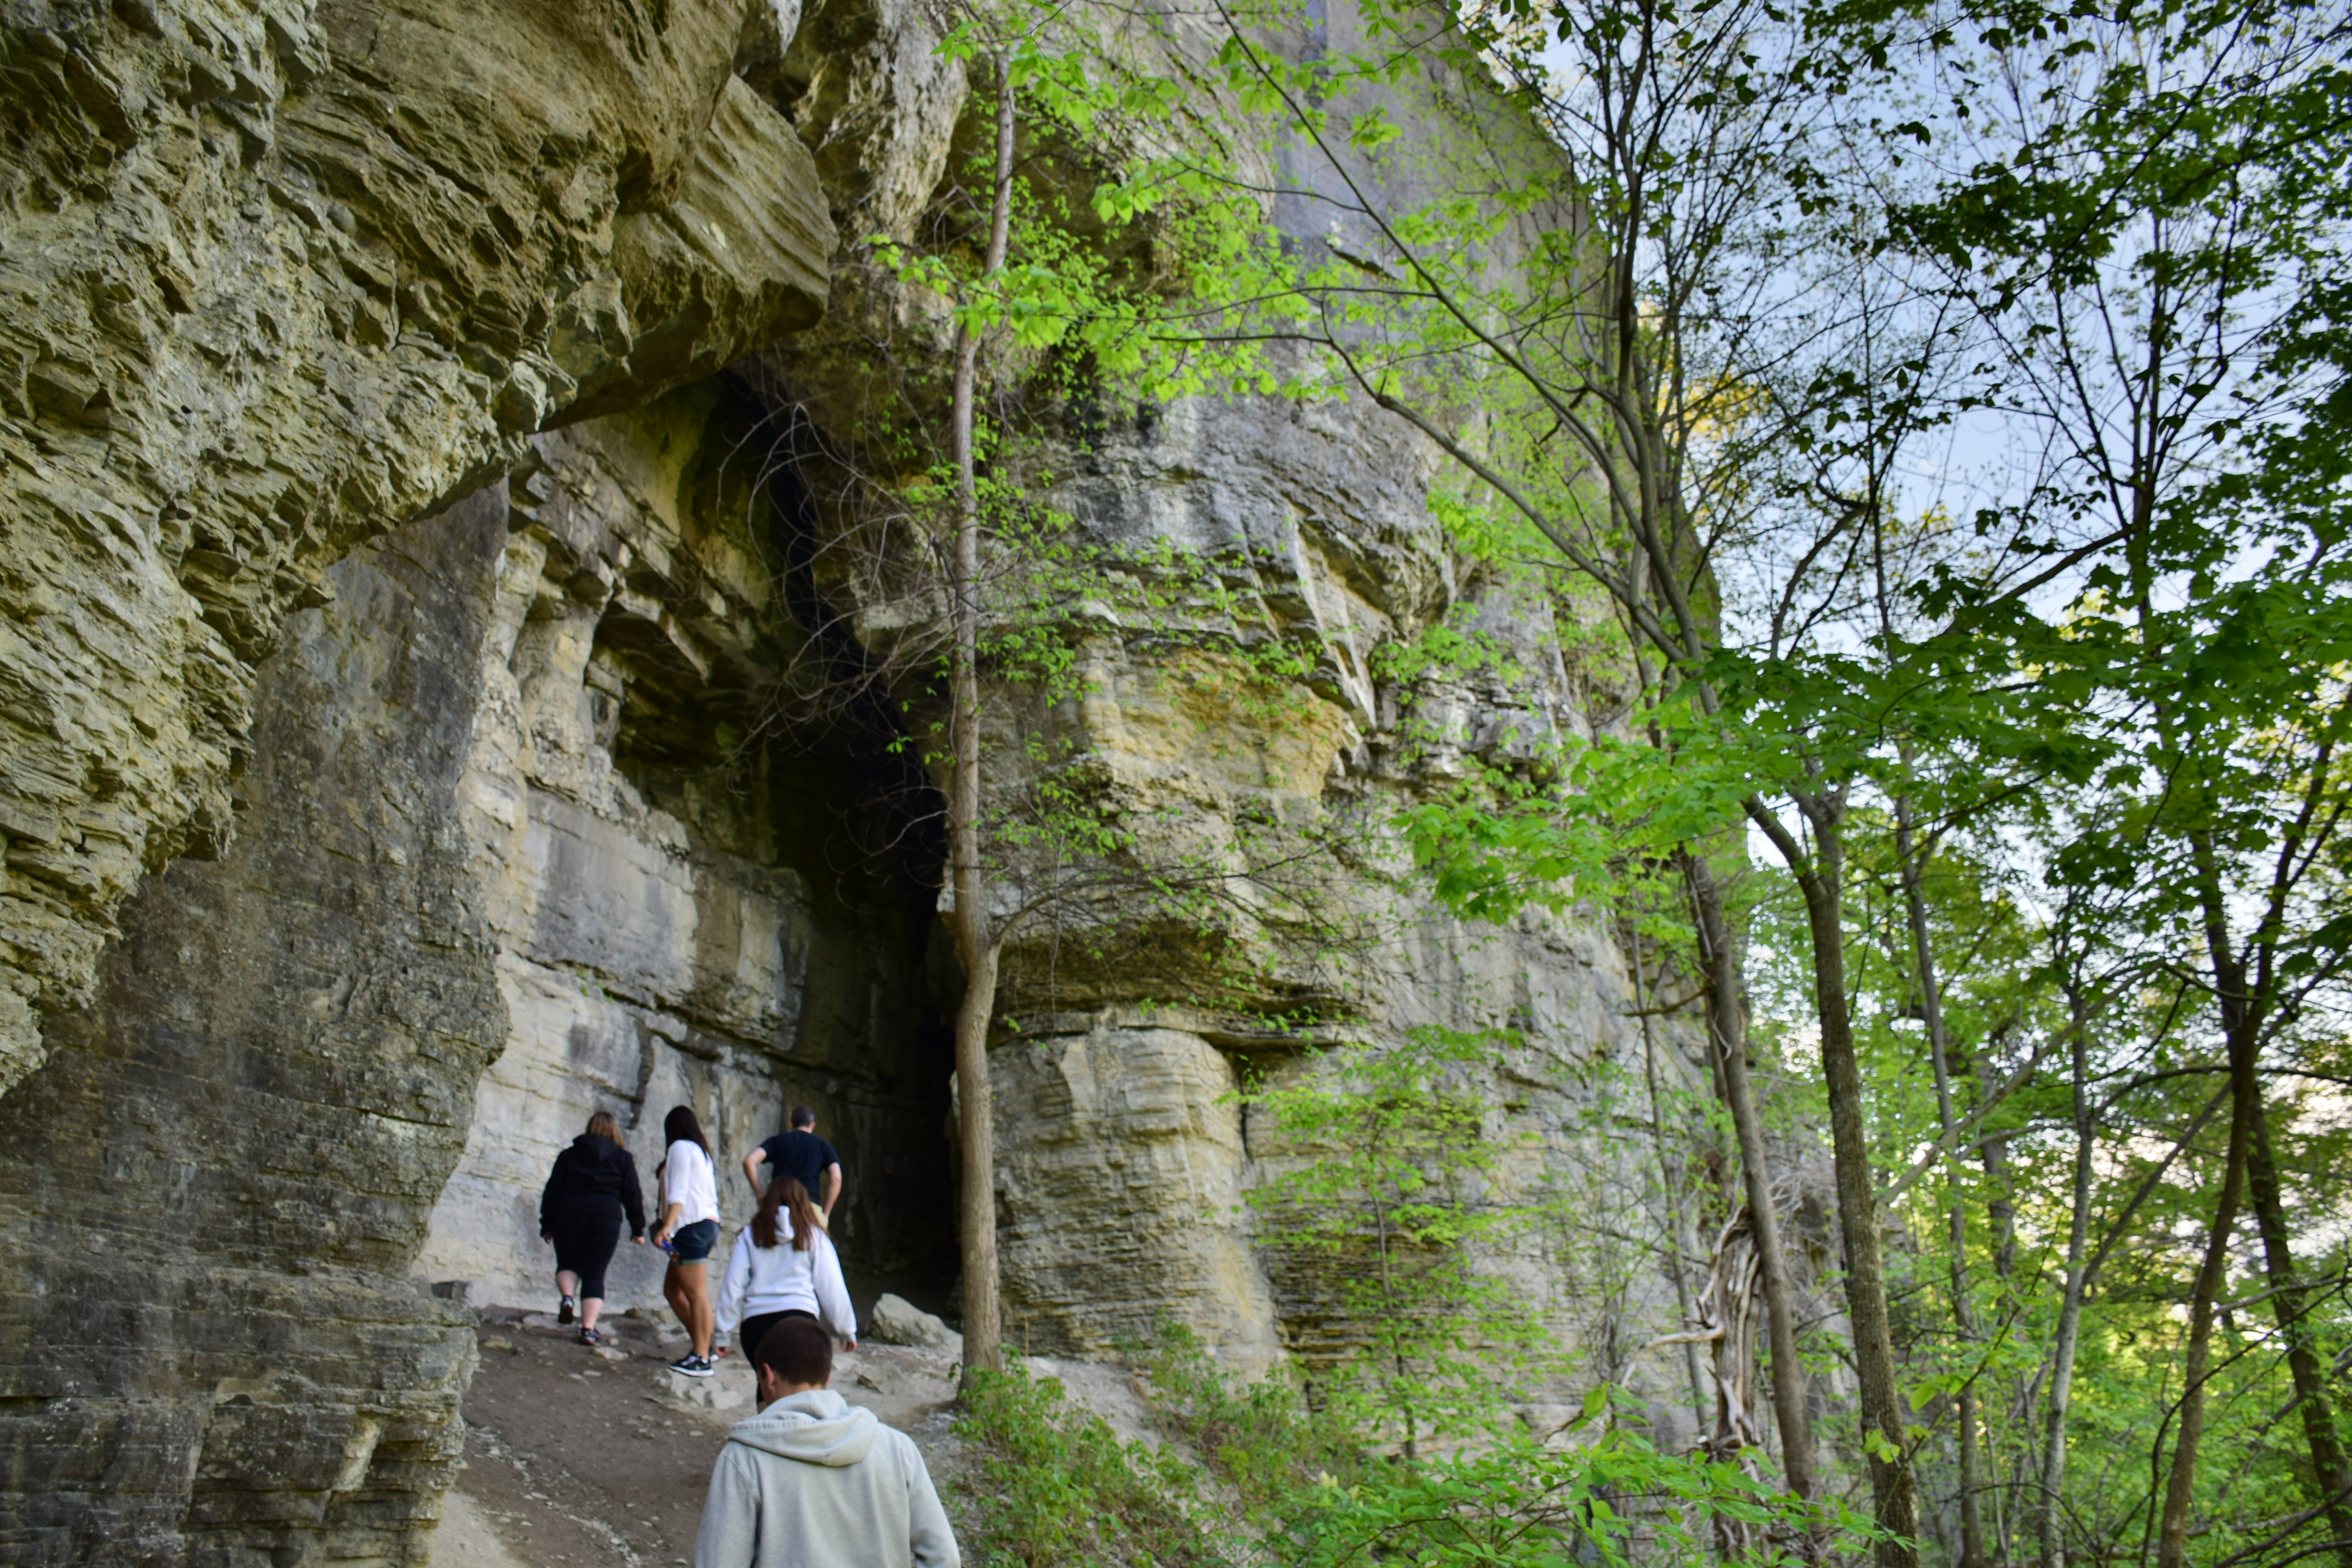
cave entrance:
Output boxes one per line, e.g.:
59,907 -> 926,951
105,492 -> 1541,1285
413,383 -> 962,1321
599,473 -> 962,1319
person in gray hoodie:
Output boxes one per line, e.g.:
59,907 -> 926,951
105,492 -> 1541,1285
693,1317 -> 960,1568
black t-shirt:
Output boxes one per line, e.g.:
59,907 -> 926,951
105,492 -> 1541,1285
760,1129 -> 840,1193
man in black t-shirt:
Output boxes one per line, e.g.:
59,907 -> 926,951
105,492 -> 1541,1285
742,1105 -> 843,1227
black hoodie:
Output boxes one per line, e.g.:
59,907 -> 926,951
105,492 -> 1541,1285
539,1133 -> 648,1237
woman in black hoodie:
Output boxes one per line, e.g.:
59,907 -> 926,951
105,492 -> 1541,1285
539,1109 -> 647,1346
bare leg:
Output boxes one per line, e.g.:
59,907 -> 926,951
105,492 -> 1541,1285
581,1297 -> 603,1332
674,1263 -> 714,1356
557,1269 -> 579,1301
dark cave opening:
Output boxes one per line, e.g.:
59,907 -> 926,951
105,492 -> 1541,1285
587,387 -> 964,1322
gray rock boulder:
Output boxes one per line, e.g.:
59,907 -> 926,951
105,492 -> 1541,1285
869,1294 -> 962,1354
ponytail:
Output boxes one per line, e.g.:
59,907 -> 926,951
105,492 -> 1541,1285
751,1175 -> 818,1252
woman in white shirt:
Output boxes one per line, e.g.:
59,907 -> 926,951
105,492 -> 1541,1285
714,1174 -> 857,1367
652,1104 -> 722,1377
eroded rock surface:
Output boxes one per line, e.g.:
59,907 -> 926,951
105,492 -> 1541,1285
416,387 -> 953,1314
0,491 -> 512,1566
0,0 -> 1788,1557
0,0 -> 832,1091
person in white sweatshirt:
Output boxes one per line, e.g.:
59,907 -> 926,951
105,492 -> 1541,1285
694,1318 -> 960,1568
713,1174 -> 856,1367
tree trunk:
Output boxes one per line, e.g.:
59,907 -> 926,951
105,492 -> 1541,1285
1683,850 -> 1820,1507
1893,799 -> 1985,1568
2038,968 -> 2098,1568
1787,812 -> 1919,1568
952,936 -> 1002,1376
946,51 -> 1017,1387
1626,910 -> 1713,1423
2244,1085 -> 2352,1564
2152,1028 -> 2254,1568
2157,832 -> 2269,1568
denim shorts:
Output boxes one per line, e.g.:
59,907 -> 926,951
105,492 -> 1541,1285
667,1218 -> 720,1265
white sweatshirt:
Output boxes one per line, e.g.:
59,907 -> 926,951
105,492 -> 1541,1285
663,1139 -> 720,1227
714,1224 -> 857,1344
694,1390 -> 958,1568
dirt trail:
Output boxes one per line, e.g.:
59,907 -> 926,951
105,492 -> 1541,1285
427,1308 -> 971,1567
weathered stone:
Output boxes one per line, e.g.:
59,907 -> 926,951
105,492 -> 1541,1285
869,1293 -> 961,1354
0,0 -> 1832,1553
0,489 -> 512,1566
414,387 -> 953,1315
0,0 -> 835,1093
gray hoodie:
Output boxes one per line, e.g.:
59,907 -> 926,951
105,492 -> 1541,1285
693,1388 -> 960,1568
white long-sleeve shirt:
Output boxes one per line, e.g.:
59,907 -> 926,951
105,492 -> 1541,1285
714,1223 -> 856,1343
662,1139 -> 720,1227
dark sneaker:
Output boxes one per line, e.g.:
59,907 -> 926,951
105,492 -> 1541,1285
557,1296 -> 576,1325
670,1353 -> 714,1378
578,1327 -> 601,1347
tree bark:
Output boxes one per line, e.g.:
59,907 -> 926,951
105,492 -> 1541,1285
1893,798 -> 1985,1568
2156,831 -> 2270,1568
951,937 -> 1002,1376
1784,810 -> 1920,1568
2038,965 -> 2098,1568
2244,1085 -> 2352,1564
1683,850 -> 1820,1507
947,52 -> 1017,1385
1626,910 -> 1713,1423
2153,1029 -> 2254,1568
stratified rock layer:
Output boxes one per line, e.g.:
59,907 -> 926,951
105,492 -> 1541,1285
0,491 -> 512,1566
0,0 -> 1762,1555
0,0 -> 833,1091
415,388 -> 953,1314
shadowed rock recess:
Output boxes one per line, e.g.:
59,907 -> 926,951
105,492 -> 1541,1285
0,0 -> 1763,1561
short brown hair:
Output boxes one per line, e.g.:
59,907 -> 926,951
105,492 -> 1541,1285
586,1109 -> 624,1148
754,1317 -> 833,1390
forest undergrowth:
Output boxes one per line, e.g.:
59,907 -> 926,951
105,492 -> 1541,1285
955,1326 -> 1866,1568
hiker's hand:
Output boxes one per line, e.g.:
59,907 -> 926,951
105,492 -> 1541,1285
539,1232 -> 549,1243
841,1338 -> 857,1353
632,1235 -> 646,1246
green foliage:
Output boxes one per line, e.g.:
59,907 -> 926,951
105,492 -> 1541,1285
955,1328 -> 1874,1568
956,1357 -> 1227,1567
1241,1027 -> 1557,1452
1287,1417 -> 1875,1568
906,0 -> 2352,1559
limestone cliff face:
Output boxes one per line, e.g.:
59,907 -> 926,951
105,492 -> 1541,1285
414,388 -> 953,1316
0,0 -> 1732,1558
0,0 -> 833,1092
0,490 -> 514,1565
0,0 -> 844,1557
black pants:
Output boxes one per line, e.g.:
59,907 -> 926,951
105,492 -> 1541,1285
548,1211 -> 623,1300
739,1308 -> 818,1366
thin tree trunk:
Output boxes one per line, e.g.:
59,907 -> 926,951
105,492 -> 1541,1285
2244,1085 -> 2352,1564
2152,1028 -> 2254,1568
2156,831 -> 2269,1568
1682,850 -> 1820,1508
1972,1032 -> 2023,1568
1785,810 -> 1920,1568
947,52 -> 1017,1385
1627,911 -> 1712,1421
1894,797 -> 1985,1568
2038,965 -> 2098,1568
